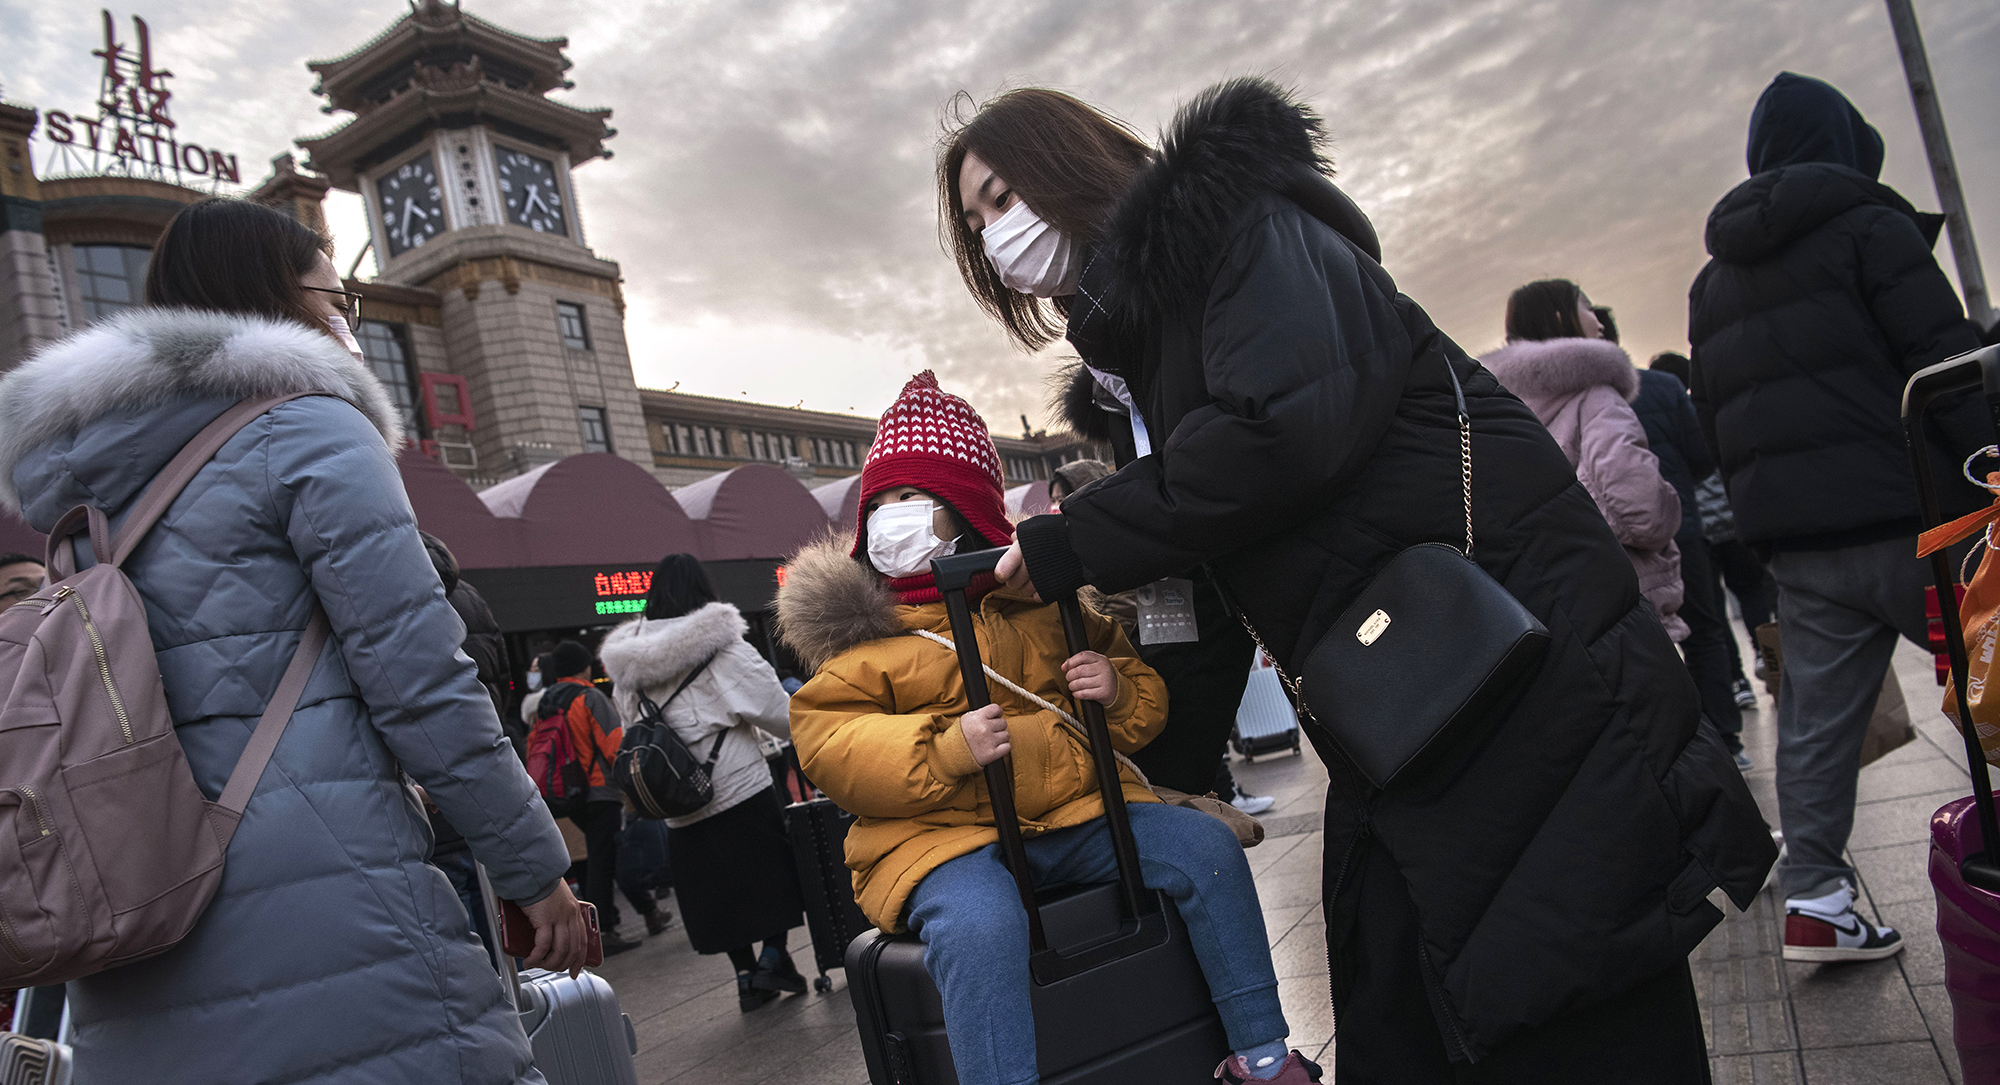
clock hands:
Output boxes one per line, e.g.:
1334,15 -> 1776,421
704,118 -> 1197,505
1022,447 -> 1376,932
522,184 -> 550,217
398,197 -> 432,238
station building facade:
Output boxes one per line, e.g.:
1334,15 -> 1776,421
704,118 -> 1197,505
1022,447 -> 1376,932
0,0 -> 1095,504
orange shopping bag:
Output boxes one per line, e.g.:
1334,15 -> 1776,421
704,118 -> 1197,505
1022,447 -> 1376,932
1920,466 -> 2000,767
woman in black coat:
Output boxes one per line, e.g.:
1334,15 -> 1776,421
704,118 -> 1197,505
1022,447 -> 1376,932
941,78 -> 1774,1082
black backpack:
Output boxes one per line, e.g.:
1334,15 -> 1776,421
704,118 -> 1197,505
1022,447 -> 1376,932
614,656 -> 724,819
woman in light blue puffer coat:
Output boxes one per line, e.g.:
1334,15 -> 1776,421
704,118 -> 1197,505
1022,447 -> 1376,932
0,199 -> 583,1085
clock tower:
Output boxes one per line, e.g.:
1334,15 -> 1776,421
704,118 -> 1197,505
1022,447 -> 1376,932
298,0 -> 653,481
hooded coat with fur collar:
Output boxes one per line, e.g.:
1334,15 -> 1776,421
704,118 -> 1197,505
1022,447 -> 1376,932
774,535 -> 1165,932
1480,337 -> 1688,641
0,309 -> 570,1085
598,601 -> 792,828
1013,79 -> 1772,1069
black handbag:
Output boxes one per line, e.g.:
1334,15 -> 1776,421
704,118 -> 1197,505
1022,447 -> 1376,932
1236,359 -> 1550,789
613,655 -> 726,819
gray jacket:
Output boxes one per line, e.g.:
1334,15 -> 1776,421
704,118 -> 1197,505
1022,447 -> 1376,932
0,309 -> 571,1085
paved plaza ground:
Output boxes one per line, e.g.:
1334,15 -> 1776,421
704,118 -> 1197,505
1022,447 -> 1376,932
595,633 -> 1974,1084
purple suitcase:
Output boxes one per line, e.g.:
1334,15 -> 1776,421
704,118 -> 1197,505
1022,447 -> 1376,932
1906,344 -> 2000,1074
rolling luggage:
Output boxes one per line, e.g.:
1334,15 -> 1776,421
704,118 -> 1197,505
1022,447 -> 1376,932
787,796 -> 873,992
844,550 -> 1229,1085
516,968 -> 641,1085
0,987 -> 69,1085
1231,650 -> 1301,761
476,866 -> 640,1085
1906,344 -> 2000,1077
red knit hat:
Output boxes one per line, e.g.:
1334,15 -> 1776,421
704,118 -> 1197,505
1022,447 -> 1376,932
851,372 -> 1014,555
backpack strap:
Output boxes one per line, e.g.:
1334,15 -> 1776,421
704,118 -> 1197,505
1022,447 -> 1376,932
633,654 -> 718,724
213,604 -> 331,844
111,393 -> 331,567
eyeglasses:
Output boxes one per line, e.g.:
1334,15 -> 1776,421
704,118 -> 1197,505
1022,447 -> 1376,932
303,286 -> 365,325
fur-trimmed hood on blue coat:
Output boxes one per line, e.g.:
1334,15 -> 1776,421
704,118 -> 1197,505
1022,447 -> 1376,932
2,307 -> 566,1085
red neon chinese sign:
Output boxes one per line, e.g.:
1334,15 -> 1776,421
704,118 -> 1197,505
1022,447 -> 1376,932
593,570 -> 653,616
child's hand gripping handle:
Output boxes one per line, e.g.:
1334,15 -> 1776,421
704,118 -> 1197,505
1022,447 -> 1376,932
1055,596 -> 1149,922
931,550 -> 1047,950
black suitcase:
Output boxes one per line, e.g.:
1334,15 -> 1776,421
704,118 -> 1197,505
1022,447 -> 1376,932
788,796 -> 874,992
844,551 -> 1230,1085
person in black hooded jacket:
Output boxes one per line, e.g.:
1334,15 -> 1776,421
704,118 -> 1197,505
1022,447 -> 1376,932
941,78 -> 1773,1083
1688,72 -> 1986,962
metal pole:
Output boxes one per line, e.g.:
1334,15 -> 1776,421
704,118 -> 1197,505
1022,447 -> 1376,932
1884,0 -> 1992,329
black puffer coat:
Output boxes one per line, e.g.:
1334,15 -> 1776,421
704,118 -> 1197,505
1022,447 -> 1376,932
1688,73 -> 1985,551
1016,79 -> 1773,1062
1631,369 -> 1713,541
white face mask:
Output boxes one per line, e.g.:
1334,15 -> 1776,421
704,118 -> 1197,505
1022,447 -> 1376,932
867,500 -> 960,579
325,313 -> 365,363
981,200 -> 1081,298
526,672 -> 543,691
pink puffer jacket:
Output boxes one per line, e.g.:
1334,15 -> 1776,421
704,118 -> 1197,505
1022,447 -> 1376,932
1480,337 -> 1688,641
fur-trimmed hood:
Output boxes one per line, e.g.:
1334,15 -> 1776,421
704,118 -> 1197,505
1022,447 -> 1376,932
1478,337 -> 1639,404
774,532 -> 905,673
598,601 -> 749,692
0,307 -> 403,511
1060,78 -> 1381,437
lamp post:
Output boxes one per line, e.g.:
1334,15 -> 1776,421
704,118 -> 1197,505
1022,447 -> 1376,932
1884,0 -> 1991,329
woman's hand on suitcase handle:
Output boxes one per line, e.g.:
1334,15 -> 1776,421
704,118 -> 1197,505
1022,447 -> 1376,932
520,881 -> 590,978
1062,651 -> 1118,705
996,541 -> 1041,601
961,704 -> 1012,766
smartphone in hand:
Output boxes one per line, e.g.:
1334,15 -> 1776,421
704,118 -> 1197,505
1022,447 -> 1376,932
499,896 -> 604,968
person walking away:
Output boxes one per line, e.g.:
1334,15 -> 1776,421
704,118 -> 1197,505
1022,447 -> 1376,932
1648,354 -> 1771,708
1481,280 -> 1689,641
1051,459 -> 1275,815
0,197 -> 584,1085
422,531 -> 522,755
0,552 -> 45,614
944,81 -> 1772,1080
1689,71 -> 1988,961
598,554 -> 807,1010
1632,352 -> 1747,767
778,371 -> 1317,1083
537,639 -> 651,954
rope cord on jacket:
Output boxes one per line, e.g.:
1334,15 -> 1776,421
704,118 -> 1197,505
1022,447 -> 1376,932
906,628 -> 1152,788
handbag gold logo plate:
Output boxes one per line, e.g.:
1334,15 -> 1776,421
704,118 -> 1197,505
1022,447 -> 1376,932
1356,609 -> 1392,646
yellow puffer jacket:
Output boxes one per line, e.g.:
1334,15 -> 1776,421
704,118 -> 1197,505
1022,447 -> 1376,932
776,535 -> 1167,931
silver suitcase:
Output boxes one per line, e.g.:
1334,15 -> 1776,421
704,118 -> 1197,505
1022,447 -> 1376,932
475,865 -> 640,1085
0,1035 -> 71,1085
516,969 -> 640,1085
1231,653 -> 1301,760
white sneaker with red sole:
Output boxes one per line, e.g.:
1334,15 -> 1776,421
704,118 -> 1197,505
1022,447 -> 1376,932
1782,880 -> 1902,962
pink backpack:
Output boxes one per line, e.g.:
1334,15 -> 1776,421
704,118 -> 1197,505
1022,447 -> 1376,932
0,395 -> 330,986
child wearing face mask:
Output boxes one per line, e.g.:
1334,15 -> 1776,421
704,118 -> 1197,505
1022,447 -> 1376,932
775,372 -> 1316,1085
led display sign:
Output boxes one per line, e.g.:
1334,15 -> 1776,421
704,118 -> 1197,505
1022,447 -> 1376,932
593,570 -> 653,616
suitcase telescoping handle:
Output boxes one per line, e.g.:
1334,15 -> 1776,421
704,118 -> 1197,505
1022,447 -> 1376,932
929,551 -> 1155,954
1903,343 -> 2000,893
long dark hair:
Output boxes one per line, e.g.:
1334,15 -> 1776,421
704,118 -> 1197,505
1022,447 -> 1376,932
939,89 -> 1152,352
644,553 -> 718,621
1504,279 -> 1589,342
146,198 -> 335,337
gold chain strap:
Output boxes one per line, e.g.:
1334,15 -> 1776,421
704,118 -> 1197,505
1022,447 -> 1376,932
1226,360 -> 1476,719
1460,413 -> 1475,557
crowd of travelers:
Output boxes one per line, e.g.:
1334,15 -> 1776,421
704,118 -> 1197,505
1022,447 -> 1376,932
0,58 -> 1992,1085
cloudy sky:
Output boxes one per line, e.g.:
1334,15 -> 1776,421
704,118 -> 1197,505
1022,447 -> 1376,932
7,0 -> 1997,432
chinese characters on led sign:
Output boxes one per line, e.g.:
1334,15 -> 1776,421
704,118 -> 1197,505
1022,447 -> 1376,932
593,570 -> 652,616
38,11 -> 241,188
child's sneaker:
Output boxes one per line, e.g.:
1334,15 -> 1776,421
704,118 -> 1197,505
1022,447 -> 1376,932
1215,1050 -> 1323,1083
1782,880 -> 1902,962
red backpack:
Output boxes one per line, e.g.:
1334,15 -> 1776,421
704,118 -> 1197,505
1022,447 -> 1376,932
525,683 -> 603,818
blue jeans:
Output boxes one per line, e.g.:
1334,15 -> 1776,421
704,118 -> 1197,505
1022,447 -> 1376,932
906,802 -> 1286,1085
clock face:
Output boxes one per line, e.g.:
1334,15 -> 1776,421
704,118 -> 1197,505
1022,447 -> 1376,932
376,153 -> 445,258
497,150 -> 569,236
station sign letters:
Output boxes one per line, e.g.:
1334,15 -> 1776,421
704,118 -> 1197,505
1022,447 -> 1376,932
39,10 -> 241,186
